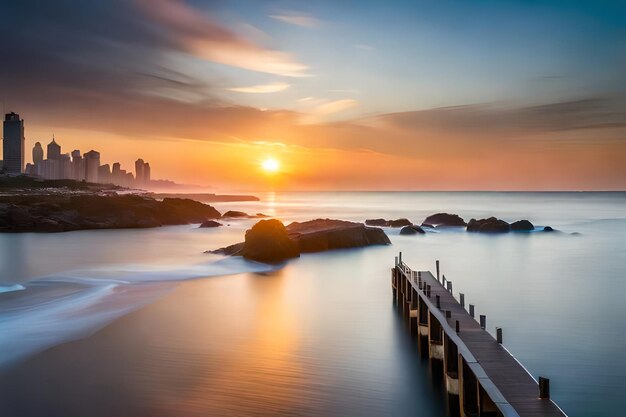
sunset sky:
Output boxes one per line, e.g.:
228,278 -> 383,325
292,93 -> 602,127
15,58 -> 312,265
1,0 -> 625,191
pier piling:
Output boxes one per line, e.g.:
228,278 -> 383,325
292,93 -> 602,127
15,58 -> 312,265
539,377 -> 550,399
480,315 -> 486,330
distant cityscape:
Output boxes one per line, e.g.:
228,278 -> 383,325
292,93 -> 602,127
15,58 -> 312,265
1,112 -> 153,188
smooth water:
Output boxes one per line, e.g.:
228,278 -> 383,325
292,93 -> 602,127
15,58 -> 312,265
1,192 -> 625,416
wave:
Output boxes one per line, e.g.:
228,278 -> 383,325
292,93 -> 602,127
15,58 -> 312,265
0,284 -> 25,294
0,256 -> 278,368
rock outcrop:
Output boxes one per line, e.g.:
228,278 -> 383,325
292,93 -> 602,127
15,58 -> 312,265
287,219 -> 391,253
365,218 -> 412,227
543,226 -> 555,232
510,220 -> 534,231
400,225 -> 425,235
222,210 -> 249,218
422,213 -> 467,227
199,220 -> 222,228
212,218 -> 391,263
467,217 -> 510,233
239,219 -> 300,263
0,194 -> 221,232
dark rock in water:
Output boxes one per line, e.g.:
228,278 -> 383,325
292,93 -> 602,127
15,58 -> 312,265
510,220 -> 534,231
0,194 -> 221,232
400,225 -> 425,235
467,217 -> 510,233
256,213 -> 269,218
365,218 -> 412,227
421,223 -> 435,228
241,219 -> 300,263
388,218 -> 412,227
211,218 -> 391,262
222,210 -> 249,218
423,213 -> 467,227
543,226 -> 555,232
211,242 -> 244,256
287,219 -> 391,252
199,220 -> 222,228
365,218 -> 389,227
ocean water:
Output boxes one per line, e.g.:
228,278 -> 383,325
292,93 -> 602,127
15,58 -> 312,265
0,192 -> 625,416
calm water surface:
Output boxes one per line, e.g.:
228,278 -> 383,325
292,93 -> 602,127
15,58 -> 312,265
1,192 -> 625,416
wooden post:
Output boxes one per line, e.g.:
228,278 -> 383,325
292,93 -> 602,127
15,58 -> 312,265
459,293 -> 465,308
539,377 -> 550,399
442,275 -> 447,286
480,315 -> 486,330
447,281 -> 452,293
399,252 -> 403,264
427,285 -> 431,298
469,304 -> 475,318
445,310 -> 451,319
436,260 -> 440,281
395,256 -> 398,266
496,327 -> 503,344
436,295 -> 441,309
455,320 -> 460,333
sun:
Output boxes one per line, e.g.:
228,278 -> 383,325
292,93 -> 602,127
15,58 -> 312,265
261,158 -> 280,173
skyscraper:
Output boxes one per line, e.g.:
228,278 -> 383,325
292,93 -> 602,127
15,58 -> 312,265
143,162 -> 151,184
2,112 -> 25,174
32,142 -> 44,165
47,138 -> 61,160
135,158 -> 144,185
84,150 -> 100,183
71,150 -> 85,181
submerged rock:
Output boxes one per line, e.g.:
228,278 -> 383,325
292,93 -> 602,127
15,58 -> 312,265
199,220 -> 222,228
543,226 -> 555,232
467,217 -> 510,233
222,210 -> 249,218
510,220 -> 534,231
422,213 -> 467,227
400,225 -> 425,235
365,218 -> 388,227
365,218 -> 412,227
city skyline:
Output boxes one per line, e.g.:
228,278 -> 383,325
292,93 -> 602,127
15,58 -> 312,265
1,1 -> 625,191
2,111 -> 154,187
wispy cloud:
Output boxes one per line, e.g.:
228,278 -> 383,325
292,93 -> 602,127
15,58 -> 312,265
269,11 -> 320,28
136,0 -> 310,77
313,99 -> 359,115
228,82 -> 290,93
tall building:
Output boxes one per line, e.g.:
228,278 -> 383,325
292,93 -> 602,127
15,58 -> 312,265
71,150 -> 85,181
84,150 -> 100,183
2,112 -> 25,174
47,138 -> 61,160
135,159 -> 144,185
32,142 -> 44,165
143,162 -> 151,184
97,164 -> 111,184
60,153 -> 72,179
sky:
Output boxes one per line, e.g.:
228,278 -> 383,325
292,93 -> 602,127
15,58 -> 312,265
1,0 -> 625,191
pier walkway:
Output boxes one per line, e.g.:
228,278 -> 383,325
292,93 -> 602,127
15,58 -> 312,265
392,254 -> 567,417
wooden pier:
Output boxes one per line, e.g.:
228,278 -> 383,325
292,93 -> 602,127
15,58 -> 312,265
391,253 -> 567,417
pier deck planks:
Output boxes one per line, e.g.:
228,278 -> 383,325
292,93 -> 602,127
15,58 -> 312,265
400,266 -> 567,417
